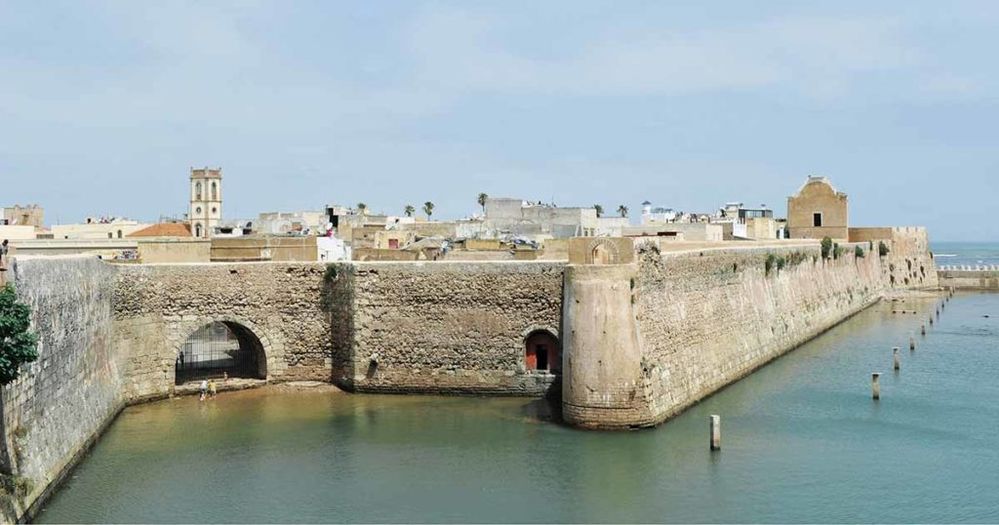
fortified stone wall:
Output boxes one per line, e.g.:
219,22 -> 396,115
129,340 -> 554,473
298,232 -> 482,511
563,228 -> 938,429
112,262 -> 331,400
331,262 -> 565,396
1,257 -> 124,521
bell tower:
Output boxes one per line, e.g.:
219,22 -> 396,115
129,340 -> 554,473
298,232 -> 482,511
189,167 -> 222,239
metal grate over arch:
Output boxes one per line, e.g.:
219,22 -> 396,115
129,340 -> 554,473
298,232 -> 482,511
175,321 -> 267,384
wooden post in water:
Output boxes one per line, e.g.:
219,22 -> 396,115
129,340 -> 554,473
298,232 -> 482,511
710,415 -> 721,451
910,336 -> 916,351
872,373 -> 881,400
921,324 -> 926,336
893,347 -> 900,371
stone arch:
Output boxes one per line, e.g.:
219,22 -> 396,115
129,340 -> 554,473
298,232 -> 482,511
588,239 -> 620,265
174,317 -> 279,385
522,325 -> 561,373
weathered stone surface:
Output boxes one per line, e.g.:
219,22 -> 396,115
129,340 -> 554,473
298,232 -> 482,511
113,262 -> 331,399
1,256 -> 124,521
334,262 -> 564,395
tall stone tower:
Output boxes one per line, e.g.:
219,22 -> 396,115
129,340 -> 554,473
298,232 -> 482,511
189,167 -> 222,239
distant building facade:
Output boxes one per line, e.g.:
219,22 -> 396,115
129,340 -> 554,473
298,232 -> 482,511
189,167 -> 222,239
787,176 -> 848,240
2,205 -> 44,228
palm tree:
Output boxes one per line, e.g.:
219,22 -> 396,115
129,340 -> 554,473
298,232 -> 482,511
477,193 -> 489,214
617,205 -> 629,218
356,202 -> 368,215
404,205 -> 415,217
594,204 -> 604,218
423,201 -> 435,220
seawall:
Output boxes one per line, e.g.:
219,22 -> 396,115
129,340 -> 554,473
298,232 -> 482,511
937,267 -> 999,290
563,230 -> 937,429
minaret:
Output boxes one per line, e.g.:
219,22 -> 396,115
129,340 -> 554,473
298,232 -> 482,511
189,167 -> 222,239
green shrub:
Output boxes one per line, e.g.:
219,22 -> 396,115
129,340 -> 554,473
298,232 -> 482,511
776,256 -> 786,272
765,253 -> 776,276
786,251 -> 808,267
878,241 -> 890,257
833,243 -> 844,260
0,285 -> 38,386
821,237 -> 833,259
855,245 -> 866,258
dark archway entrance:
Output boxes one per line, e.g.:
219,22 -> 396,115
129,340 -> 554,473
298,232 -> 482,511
175,321 -> 267,384
525,330 -> 561,373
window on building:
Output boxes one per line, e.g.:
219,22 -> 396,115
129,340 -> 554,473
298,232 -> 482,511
813,213 -> 823,227
211,182 -> 217,201
117,230 -> 122,239
195,182 -> 202,201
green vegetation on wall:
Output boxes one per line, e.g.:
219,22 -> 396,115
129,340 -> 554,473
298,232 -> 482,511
878,241 -> 890,258
0,284 -> 39,385
821,237 -> 833,259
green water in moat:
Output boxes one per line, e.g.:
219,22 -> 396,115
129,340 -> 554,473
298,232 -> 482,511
36,294 -> 999,523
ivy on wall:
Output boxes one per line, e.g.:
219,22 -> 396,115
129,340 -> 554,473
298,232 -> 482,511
0,284 -> 38,385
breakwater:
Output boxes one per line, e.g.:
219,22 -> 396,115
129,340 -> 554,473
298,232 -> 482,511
937,267 -> 999,290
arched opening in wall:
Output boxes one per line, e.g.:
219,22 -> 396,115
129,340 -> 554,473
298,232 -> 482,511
525,330 -> 560,373
175,321 -> 267,385
592,243 -> 614,264
195,223 -> 203,238
211,181 -> 217,201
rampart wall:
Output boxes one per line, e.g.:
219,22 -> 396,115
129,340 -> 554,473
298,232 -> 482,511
330,262 -> 565,396
0,228 -> 938,519
563,230 -> 937,428
0,257 -> 124,521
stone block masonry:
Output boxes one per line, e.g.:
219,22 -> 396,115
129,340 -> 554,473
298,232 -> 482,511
113,262 -> 332,400
332,261 -> 565,396
0,227 -> 938,520
0,256 -> 125,522
562,229 -> 938,429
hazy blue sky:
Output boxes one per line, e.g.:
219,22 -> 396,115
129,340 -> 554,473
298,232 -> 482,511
1,1 -> 997,240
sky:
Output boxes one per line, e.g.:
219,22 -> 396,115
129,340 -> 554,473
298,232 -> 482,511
1,1 -> 997,241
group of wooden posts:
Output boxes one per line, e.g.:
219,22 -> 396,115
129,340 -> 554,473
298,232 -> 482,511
871,287 -> 955,401
710,287 -> 957,451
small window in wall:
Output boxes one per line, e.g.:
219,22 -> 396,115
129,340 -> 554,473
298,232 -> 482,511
195,223 -> 203,238
525,330 -> 561,373
813,213 -> 823,227
211,182 -> 217,201
388,238 -> 399,249
195,182 -> 202,201
107,232 -> 113,239
117,230 -> 123,239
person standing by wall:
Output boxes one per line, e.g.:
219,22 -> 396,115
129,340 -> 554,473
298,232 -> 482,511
0,240 -> 9,285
